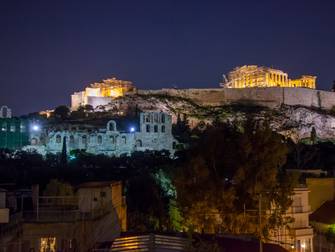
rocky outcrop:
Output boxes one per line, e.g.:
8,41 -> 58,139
99,94 -> 335,142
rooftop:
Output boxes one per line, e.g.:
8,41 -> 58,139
310,200 -> 335,224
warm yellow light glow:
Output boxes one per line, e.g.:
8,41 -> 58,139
84,77 -> 134,98
40,237 -> 56,252
223,65 -> 316,89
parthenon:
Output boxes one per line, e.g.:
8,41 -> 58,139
222,65 -> 316,89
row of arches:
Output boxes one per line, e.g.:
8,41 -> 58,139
144,113 -> 166,124
54,134 -> 128,145
146,125 -> 165,133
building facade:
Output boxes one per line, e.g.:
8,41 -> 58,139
0,106 -> 12,118
71,77 -> 136,110
271,187 -> 314,252
0,117 -> 30,150
0,181 -> 126,252
223,65 -> 316,89
25,112 -> 178,156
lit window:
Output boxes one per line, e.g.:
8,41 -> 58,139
82,135 -> 87,144
20,124 -> 26,133
40,237 -> 56,252
69,135 -> 75,144
1,123 -> 7,132
10,125 -> 15,132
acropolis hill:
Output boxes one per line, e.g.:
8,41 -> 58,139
71,66 -> 333,111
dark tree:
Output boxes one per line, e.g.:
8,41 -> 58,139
173,120 -> 294,236
54,105 -> 70,120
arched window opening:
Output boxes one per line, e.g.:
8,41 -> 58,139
154,113 -> 158,123
135,139 -> 142,147
161,114 -> 165,123
56,135 -> 62,144
161,125 -> 165,133
31,138 -> 38,145
146,125 -> 150,133
107,121 -> 116,132
82,135 -> 87,145
121,136 -> 127,144
69,135 -> 75,144
98,135 -> 103,144
154,125 -> 158,133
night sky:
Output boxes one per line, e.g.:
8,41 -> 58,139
1,0 -> 334,115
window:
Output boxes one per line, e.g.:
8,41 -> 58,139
82,135 -> 87,145
31,138 -> 38,145
161,114 -> 165,123
145,116 -> 150,123
20,124 -> 26,133
69,135 -> 75,145
10,125 -> 15,132
100,191 -> 106,198
98,135 -> 103,144
135,139 -> 142,147
161,125 -> 165,133
154,125 -> 158,133
154,113 -> 158,123
107,121 -> 116,131
2,107 -> 8,118
56,135 -> 62,144
110,136 -> 115,144
1,123 -> 6,132
146,124 -> 150,133
121,136 -> 127,144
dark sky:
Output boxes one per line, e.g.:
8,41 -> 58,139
1,0 -> 334,115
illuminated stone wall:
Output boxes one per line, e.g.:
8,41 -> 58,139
139,87 -> 335,110
223,65 -> 316,89
25,112 -> 178,157
71,78 -> 136,110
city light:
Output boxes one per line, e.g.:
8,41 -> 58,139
130,127 -> 135,132
31,124 -> 40,131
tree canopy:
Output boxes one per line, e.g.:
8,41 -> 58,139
173,120 -> 294,237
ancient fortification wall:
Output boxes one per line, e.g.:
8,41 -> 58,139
138,88 -> 335,110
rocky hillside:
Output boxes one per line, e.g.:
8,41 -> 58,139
98,94 -> 335,142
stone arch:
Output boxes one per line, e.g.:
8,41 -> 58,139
121,136 -> 127,144
107,121 -> 117,132
56,134 -> 62,144
31,138 -> 38,145
135,139 -> 142,147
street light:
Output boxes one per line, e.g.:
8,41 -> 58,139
31,124 -> 40,131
